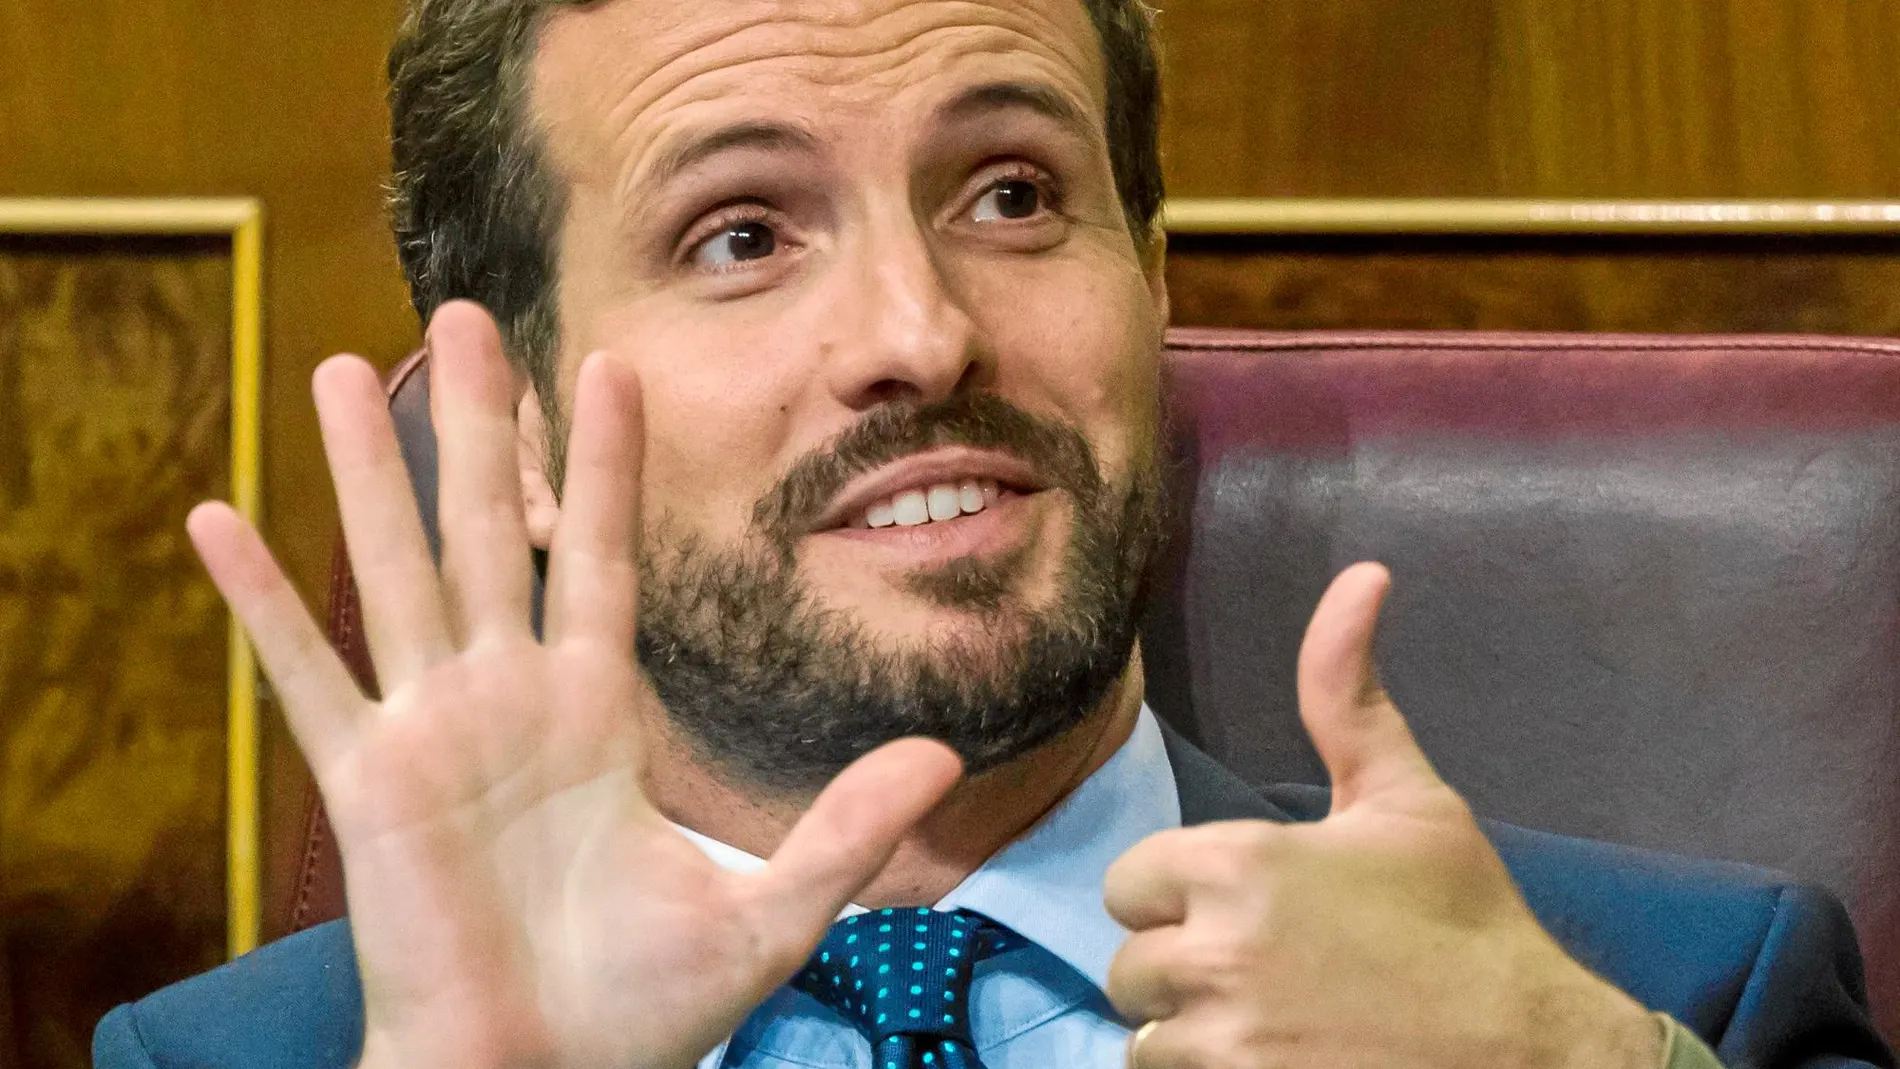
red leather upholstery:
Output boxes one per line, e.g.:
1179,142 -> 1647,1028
288,330 -> 1900,1039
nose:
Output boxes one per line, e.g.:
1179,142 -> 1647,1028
822,207 -> 987,409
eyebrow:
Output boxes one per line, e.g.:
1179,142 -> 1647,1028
640,82 -> 1095,193
932,81 -> 1098,142
645,121 -> 824,190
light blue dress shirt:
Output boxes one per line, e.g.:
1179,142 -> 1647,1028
678,707 -> 1182,1069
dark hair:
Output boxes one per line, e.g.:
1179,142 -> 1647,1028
387,0 -> 1163,400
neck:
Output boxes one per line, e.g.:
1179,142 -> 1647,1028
643,648 -> 1148,907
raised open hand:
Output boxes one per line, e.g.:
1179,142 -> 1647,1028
187,302 -> 961,1069
1105,564 -> 1660,1069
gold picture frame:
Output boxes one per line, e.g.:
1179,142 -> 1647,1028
1161,197 -> 1900,236
0,197 -> 265,957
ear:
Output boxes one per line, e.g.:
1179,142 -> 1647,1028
1139,222 -> 1170,327
516,381 -> 561,551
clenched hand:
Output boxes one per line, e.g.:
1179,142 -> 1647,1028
1105,563 -> 1662,1069
188,302 -> 962,1069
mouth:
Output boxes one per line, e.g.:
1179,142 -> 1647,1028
807,447 -> 1051,534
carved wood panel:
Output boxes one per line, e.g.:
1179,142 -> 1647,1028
0,237 -> 232,1069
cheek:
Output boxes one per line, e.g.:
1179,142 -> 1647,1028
549,192 -> 807,538
583,309 -> 816,541
971,253 -> 1164,478
553,229 -> 861,548
643,381 -> 784,534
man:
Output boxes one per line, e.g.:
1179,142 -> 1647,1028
94,0 -> 1892,1067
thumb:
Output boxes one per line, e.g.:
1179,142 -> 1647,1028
745,738 -> 962,965
1296,562 -> 1440,812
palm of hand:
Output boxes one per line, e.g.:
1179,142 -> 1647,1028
187,303 -> 960,1069
326,643 -> 732,1069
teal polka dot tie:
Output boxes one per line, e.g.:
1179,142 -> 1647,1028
793,907 -> 1023,1069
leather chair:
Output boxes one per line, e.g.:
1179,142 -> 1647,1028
275,329 -> 1900,1042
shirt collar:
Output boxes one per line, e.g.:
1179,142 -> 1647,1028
673,705 -> 1181,993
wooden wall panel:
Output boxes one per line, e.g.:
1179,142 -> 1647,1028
1157,1 -> 1900,336
1167,236 -> 1900,335
1159,0 -> 1900,199
0,239 -> 232,1069
0,0 -> 415,998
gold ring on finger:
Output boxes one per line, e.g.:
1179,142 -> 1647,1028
1126,1020 -> 1162,1069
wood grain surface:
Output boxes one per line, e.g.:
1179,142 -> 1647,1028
1155,0 -> 1900,338
1157,0 -> 1900,199
0,239 -> 232,1069
0,0 -> 415,980
1167,235 -> 1900,335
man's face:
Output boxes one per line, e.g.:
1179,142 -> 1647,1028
528,0 -> 1169,791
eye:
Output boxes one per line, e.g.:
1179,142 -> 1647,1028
692,220 -> 778,268
971,179 -> 1045,223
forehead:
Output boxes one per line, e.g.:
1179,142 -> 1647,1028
531,0 -> 1107,175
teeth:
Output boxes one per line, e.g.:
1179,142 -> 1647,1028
959,480 -> 983,514
892,490 -> 930,526
926,484 -> 961,521
858,478 -> 1004,529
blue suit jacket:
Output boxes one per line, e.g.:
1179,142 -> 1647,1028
95,728 -> 1894,1068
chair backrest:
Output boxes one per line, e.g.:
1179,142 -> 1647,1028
287,329 -> 1900,1039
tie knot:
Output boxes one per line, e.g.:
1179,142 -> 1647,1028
793,907 -> 1019,1049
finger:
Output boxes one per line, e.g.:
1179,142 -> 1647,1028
1106,928 -> 1200,1022
743,739 -> 963,970
1295,562 -> 1440,811
314,354 -> 454,686
429,301 -> 536,642
1124,1018 -> 1206,1069
543,352 -> 642,651
187,502 -> 366,769
1103,832 -> 1191,931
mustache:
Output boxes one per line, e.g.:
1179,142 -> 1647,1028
752,394 -> 1104,544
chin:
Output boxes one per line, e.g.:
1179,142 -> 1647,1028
808,542 -> 1066,638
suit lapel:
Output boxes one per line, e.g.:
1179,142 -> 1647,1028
1159,721 -> 1302,825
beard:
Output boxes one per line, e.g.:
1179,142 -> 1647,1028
622,394 -> 1166,796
